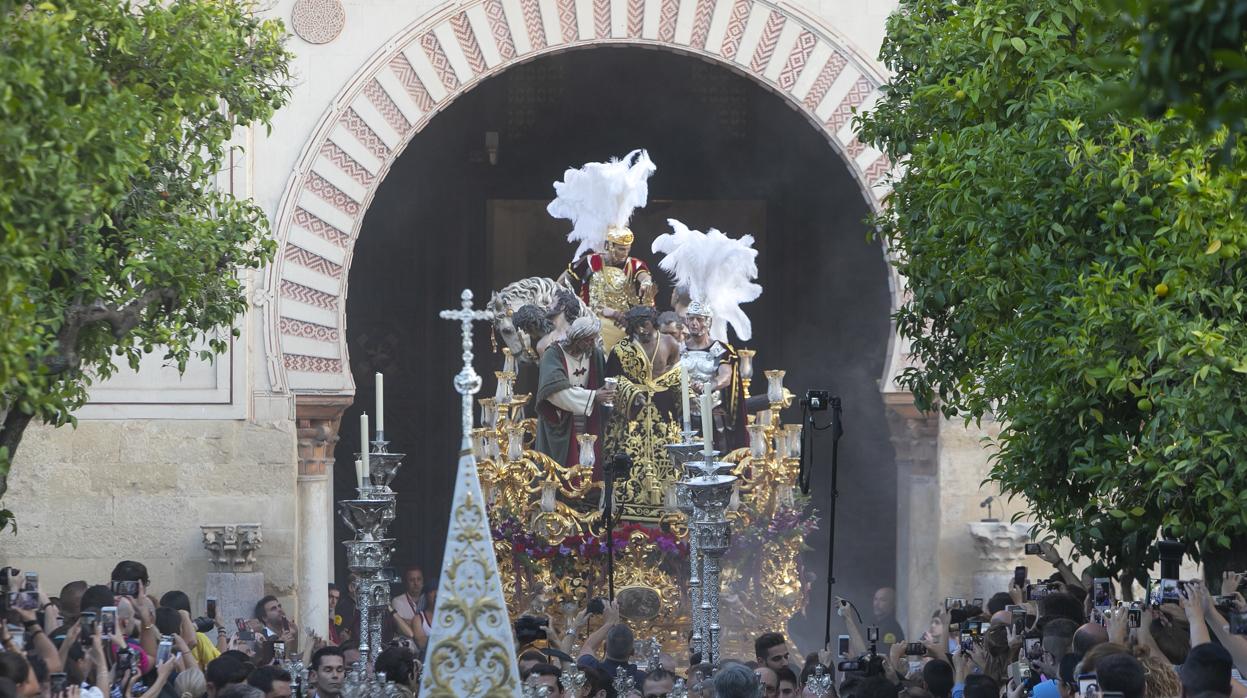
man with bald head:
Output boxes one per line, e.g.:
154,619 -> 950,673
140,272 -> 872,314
755,667 -> 779,698
873,587 -> 905,644
1073,622 -> 1108,654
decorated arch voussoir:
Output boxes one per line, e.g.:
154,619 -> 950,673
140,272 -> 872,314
268,0 -> 899,393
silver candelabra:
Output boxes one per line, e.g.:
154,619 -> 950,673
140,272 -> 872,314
338,436 -> 406,693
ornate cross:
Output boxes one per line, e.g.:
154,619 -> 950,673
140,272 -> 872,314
439,289 -> 494,436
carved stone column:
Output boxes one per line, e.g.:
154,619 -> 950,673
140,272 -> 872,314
884,392 -> 940,642
967,521 -> 1033,602
296,394 -> 352,638
202,524 -> 266,626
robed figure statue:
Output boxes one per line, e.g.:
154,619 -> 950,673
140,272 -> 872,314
535,316 -> 615,476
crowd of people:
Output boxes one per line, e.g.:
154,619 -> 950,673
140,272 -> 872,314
4,544 -> 1247,698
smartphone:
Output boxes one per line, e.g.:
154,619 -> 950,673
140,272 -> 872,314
944,597 -> 965,610
966,620 -> 982,637
238,629 -> 256,642
101,606 -> 117,637
866,626 -> 880,643
1229,612 -> 1247,635
1024,637 -> 1043,660
23,572 -> 37,592
112,580 -> 140,597
207,598 -> 217,620
1025,542 -> 1042,555
1026,582 -> 1051,601
15,590 -> 39,610
157,636 -> 174,665
79,611 -> 97,646
838,660 -> 863,673
1127,607 -> 1142,629
1014,566 -> 1028,588
1009,605 -> 1026,634
274,640 -> 287,660
235,618 -> 248,633
1160,578 -> 1180,604
1092,578 -> 1112,609
972,598 -> 984,609
115,648 -> 133,674
7,629 -> 24,652
1010,661 -> 1032,682
837,634 -> 850,656
905,642 -> 926,656
49,672 -> 67,697
1078,673 -> 1098,698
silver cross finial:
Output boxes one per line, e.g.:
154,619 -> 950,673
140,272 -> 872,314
439,289 -> 494,436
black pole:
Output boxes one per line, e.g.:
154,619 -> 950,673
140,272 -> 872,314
822,397 -> 844,649
605,468 -> 617,601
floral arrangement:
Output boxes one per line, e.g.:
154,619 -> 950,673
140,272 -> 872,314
492,516 -> 688,570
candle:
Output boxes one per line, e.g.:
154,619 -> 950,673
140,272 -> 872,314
360,413 -> 370,482
701,390 -> 714,457
354,458 -> 365,491
680,367 -> 692,434
375,373 -> 384,434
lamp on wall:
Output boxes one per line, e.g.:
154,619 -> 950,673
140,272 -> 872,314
485,131 -> 499,165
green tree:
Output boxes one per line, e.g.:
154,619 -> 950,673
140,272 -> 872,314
858,0 -> 1247,589
0,0 -> 292,522
1105,0 -> 1247,145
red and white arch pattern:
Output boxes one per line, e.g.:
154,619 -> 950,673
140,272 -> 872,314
266,0 -> 898,393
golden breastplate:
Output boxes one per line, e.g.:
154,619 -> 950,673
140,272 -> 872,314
588,264 -> 633,314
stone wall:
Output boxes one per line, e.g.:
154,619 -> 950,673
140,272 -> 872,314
0,408 -> 300,613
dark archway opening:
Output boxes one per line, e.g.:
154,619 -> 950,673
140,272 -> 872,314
334,46 -> 896,649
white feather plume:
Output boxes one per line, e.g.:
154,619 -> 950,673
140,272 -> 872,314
651,219 -> 762,342
547,150 -> 657,260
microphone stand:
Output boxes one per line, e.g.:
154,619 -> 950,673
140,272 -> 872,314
802,396 -> 844,649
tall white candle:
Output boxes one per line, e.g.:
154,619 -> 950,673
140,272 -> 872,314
701,390 -> 714,457
354,458 -> 365,490
375,372 -> 384,434
681,367 -> 692,434
360,412 -> 370,482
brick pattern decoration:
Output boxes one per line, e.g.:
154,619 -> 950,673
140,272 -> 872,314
319,142 -> 375,188
826,74 -> 870,132
305,172 -> 360,216
284,245 -> 344,279
483,0 -> 517,59
280,317 -> 342,342
520,0 -> 547,49
748,10 -> 784,73
273,0 -> 897,392
452,11 -> 489,75
802,49 -> 846,110
389,54 -> 438,113
284,354 -> 344,374
719,0 -> 751,60
280,280 -> 338,311
775,29 -> 815,90
657,0 -> 679,42
340,108 -> 390,160
556,0 -> 578,43
593,0 -> 611,39
364,79 -> 411,134
292,207 -> 351,248
689,0 -> 714,49
421,32 -> 461,91
627,0 -> 644,37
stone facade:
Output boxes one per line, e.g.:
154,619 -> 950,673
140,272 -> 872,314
1,399 -> 299,611
0,0 -> 1046,638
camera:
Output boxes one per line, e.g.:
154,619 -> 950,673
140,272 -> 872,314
514,615 -> 549,644
193,616 -> 216,634
801,390 -> 830,412
866,627 -> 880,643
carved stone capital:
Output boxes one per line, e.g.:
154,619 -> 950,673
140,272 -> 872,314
202,524 -> 263,572
967,521 -> 1033,568
296,394 -> 353,477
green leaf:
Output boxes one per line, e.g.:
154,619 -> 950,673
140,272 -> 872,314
1010,37 -> 1028,55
